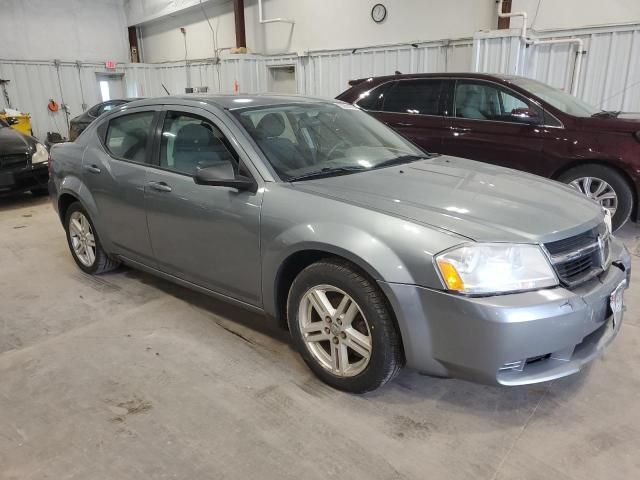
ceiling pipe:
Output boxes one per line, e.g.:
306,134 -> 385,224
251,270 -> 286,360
258,0 -> 294,24
497,0 -> 528,41
531,38 -> 585,96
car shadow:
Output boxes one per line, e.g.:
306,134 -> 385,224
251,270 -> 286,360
0,192 -> 49,211
120,267 -> 291,345
111,263 -> 591,418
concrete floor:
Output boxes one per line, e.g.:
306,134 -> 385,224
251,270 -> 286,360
1,193 -> 639,480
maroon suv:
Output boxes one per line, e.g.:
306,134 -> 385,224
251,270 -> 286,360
337,73 -> 640,230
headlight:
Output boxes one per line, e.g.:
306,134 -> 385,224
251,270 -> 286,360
435,243 -> 558,295
603,208 -> 613,236
32,143 -> 48,164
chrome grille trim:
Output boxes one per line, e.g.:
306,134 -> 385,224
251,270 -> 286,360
543,223 -> 610,288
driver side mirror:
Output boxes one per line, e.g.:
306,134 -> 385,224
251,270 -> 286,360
194,163 -> 257,192
510,108 -> 540,125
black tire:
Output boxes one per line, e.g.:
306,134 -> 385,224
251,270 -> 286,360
287,258 -> 403,393
558,165 -> 634,231
64,201 -> 120,274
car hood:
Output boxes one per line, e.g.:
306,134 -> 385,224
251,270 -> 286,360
0,126 -> 36,156
292,156 -> 602,243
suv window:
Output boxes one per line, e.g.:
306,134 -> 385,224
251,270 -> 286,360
355,82 -> 395,111
160,111 -> 238,176
105,111 -> 155,163
382,79 -> 444,115
454,80 -> 542,124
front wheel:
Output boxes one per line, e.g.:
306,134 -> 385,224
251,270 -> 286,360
64,202 -> 119,274
558,165 -> 634,231
287,259 -> 403,393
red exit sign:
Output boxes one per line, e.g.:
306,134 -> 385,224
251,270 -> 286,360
105,60 -> 117,69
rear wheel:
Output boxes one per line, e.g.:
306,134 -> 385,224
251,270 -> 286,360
287,259 -> 403,393
64,202 -> 119,274
558,165 -> 634,231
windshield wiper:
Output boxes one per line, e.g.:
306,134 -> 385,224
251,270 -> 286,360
287,154 -> 434,182
592,110 -> 621,118
371,154 -> 434,170
287,166 -> 367,182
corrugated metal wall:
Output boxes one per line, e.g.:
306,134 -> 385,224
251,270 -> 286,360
0,60 -> 127,140
303,39 -> 473,98
2,23 -> 639,140
473,24 -> 640,111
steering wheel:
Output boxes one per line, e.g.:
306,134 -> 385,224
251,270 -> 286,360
325,140 -> 349,161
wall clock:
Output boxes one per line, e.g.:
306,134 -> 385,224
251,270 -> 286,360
371,3 -> 387,23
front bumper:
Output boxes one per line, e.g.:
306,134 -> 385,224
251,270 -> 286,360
0,163 -> 49,194
379,237 -> 632,386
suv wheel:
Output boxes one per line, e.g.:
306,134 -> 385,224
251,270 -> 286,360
64,202 -> 119,274
287,259 -> 403,393
558,165 -> 634,231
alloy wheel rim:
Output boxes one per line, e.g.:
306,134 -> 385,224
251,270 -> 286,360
569,176 -> 618,216
298,285 -> 372,377
69,211 -> 96,267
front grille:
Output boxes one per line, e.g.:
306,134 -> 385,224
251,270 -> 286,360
545,227 -> 597,255
544,224 -> 609,288
0,153 -> 29,169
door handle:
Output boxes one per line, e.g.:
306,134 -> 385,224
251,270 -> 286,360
148,181 -> 172,193
84,164 -> 101,174
450,126 -> 471,132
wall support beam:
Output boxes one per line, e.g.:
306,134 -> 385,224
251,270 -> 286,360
498,0 -> 512,29
233,0 -> 247,49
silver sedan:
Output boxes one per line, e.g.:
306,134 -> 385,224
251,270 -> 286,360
49,95 -> 631,393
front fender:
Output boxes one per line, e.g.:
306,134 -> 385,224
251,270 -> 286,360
262,222 -> 419,318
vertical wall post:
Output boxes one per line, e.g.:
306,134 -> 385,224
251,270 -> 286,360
233,0 -> 247,48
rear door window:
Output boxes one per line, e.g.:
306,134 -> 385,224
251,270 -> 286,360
104,111 -> 155,163
381,80 -> 445,115
355,82 -> 395,111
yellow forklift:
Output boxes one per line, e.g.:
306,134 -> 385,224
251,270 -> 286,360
0,78 -> 34,136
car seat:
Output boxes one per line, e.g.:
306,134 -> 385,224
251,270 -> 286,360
173,123 -> 233,175
456,84 -> 486,120
255,113 -> 301,170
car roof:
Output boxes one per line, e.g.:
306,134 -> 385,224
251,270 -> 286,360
124,94 -> 333,111
347,72 -> 526,86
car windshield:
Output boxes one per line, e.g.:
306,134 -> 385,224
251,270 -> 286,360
508,77 -> 601,117
233,103 -> 428,181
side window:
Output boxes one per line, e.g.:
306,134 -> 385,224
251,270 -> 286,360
543,110 -> 563,127
382,80 -> 444,115
99,102 -> 121,115
160,111 -> 238,176
355,82 -> 395,111
454,81 -> 541,124
105,111 -> 155,163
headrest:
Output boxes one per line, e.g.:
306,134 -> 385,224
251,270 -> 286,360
458,84 -> 481,98
256,113 -> 285,138
175,123 -> 214,149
